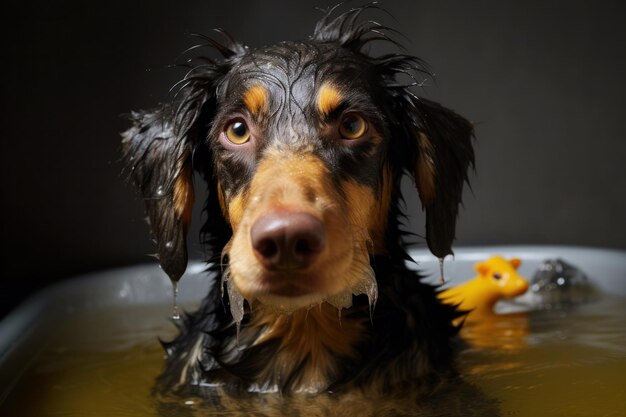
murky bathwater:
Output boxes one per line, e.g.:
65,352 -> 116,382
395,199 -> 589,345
1,296 -> 625,416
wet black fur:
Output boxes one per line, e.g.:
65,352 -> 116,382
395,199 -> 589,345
122,5 -> 474,397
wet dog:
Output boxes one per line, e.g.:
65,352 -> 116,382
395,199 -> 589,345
123,5 -> 474,397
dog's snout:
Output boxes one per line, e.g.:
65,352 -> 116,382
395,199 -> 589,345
251,211 -> 325,270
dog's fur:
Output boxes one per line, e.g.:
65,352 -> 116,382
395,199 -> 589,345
122,6 -> 474,398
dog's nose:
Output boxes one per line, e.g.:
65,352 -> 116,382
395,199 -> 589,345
250,211 -> 325,270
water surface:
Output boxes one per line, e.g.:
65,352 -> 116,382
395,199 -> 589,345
1,296 -> 624,416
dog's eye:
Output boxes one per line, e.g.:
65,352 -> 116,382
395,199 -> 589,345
493,273 -> 502,280
338,113 -> 367,140
225,119 -> 251,145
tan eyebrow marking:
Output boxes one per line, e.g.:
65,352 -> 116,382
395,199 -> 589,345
243,84 -> 269,116
317,83 -> 343,116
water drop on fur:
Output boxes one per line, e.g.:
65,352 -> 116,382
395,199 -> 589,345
361,265 -> 378,310
156,185 -> 165,197
365,275 -> 378,321
336,264 -> 378,321
327,291 -> 352,311
226,278 -> 245,326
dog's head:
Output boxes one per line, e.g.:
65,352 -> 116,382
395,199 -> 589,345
123,7 -> 474,317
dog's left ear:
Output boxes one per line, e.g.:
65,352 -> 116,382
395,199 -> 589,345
402,96 -> 475,259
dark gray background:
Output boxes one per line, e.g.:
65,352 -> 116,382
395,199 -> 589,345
2,0 -> 625,315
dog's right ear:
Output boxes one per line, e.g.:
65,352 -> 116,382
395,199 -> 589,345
122,31 -> 246,279
122,107 -> 196,281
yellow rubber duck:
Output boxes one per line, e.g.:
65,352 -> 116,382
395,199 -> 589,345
439,256 -> 529,317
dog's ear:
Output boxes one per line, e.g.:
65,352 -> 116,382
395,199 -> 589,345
402,96 -> 474,259
122,107 -> 196,281
122,31 -> 246,279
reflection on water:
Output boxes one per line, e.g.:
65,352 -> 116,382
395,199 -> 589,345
1,297 -> 625,416
462,296 -> 626,417
461,311 -> 530,351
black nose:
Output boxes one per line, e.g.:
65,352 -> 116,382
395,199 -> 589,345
250,211 -> 326,270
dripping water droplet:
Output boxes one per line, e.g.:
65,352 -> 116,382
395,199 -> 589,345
165,241 -> 174,251
226,278 -> 245,345
439,257 -> 446,284
156,185 -> 165,197
361,265 -> 378,323
172,281 -> 180,320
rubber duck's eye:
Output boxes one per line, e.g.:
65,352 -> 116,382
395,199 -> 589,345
225,119 -> 251,144
493,273 -> 502,280
338,113 -> 367,140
